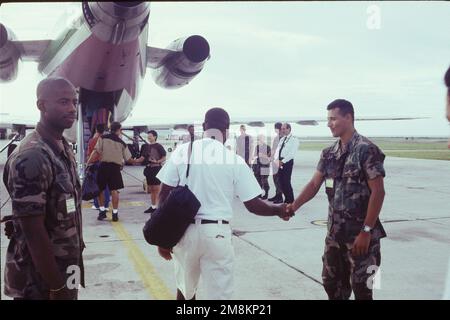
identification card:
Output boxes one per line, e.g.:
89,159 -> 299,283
325,178 -> 334,189
66,197 -> 76,214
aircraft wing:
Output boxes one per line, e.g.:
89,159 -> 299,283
122,115 -> 429,131
2,113 -> 428,133
0,113 -> 37,129
12,40 -> 52,62
229,115 -> 429,126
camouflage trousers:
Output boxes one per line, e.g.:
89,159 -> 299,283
10,286 -> 78,300
321,237 -> 381,300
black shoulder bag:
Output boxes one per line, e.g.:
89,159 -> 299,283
142,141 -> 201,249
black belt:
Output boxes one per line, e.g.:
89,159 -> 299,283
191,219 -> 229,224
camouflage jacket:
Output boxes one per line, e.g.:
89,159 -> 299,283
317,131 -> 387,243
3,123 -> 84,299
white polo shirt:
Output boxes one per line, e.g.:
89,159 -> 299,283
157,137 -> 262,221
274,133 -> 299,163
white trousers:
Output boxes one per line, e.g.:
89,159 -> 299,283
172,219 -> 234,300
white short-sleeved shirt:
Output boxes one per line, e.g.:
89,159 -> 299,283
157,138 -> 262,221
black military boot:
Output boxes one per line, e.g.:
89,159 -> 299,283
97,210 -> 107,221
268,193 -> 282,202
261,188 -> 269,200
144,206 -> 153,213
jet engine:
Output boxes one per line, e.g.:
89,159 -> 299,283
0,23 -> 20,83
151,35 -> 210,89
81,1 -> 150,44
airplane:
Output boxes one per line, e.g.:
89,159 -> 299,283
118,113 -> 430,157
0,1 -> 210,177
0,2 -> 428,177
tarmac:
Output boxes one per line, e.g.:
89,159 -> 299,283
1,147 -> 450,300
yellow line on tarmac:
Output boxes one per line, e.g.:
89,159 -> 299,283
108,214 -> 174,300
82,201 -> 146,209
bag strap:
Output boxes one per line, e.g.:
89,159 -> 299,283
186,140 -> 193,179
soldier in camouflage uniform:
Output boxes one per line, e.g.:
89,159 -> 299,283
2,77 -> 84,300
287,99 -> 386,300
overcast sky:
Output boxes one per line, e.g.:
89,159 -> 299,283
0,1 -> 449,137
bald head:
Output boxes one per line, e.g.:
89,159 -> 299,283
203,107 -> 230,131
36,77 -> 78,131
202,107 -> 230,144
36,77 -> 76,100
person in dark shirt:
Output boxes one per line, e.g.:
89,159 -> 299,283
252,134 -> 271,199
236,124 -> 254,167
86,123 -> 110,211
136,130 -> 167,213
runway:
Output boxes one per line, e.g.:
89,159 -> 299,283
1,147 -> 450,300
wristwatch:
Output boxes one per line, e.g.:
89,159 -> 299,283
362,225 -> 372,233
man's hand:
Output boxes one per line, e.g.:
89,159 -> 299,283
351,232 -> 371,256
49,286 -> 72,300
282,203 -> 296,221
1,216 -> 14,239
274,203 -> 294,221
4,221 -> 14,239
274,160 -> 283,169
158,246 -> 173,260
286,203 -> 297,217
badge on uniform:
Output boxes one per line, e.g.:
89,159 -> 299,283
66,197 -> 76,214
325,178 -> 334,189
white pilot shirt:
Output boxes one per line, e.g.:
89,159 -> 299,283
274,133 -> 299,163
157,137 -> 262,221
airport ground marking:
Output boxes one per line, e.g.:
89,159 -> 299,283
235,235 -> 323,286
311,220 -> 327,226
108,213 -> 174,300
82,201 -> 146,209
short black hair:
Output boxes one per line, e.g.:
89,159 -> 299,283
204,107 -> 230,130
96,123 -> 105,134
283,123 -> 291,130
445,66 -> 450,88
274,122 -> 282,130
148,130 -> 158,140
110,121 -> 122,133
327,99 -> 354,122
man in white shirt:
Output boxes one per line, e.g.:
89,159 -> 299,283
268,122 -> 284,203
156,108 -> 292,300
274,123 -> 299,204
181,125 -> 200,144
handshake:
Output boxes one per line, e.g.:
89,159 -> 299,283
273,203 -> 297,221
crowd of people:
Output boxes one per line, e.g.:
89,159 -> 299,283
2,64 -> 449,300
